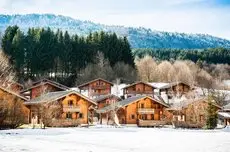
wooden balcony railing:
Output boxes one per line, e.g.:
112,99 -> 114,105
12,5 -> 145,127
90,92 -> 109,96
138,119 -> 166,127
90,85 -> 109,90
138,108 -> 155,114
63,105 -> 80,112
127,90 -> 153,94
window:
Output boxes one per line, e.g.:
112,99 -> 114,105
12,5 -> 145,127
79,113 -> 83,118
141,115 -> 147,120
68,100 -> 73,106
156,104 -> 159,109
141,103 -> 144,108
131,114 -> 135,119
151,114 -> 154,120
199,115 -> 204,122
66,113 -> 72,119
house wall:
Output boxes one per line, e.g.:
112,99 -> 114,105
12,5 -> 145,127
125,83 -> 154,96
88,80 -> 112,97
31,84 -> 61,99
98,97 -> 119,109
170,83 -> 190,94
61,94 -> 92,124
117,98 -> 164,125
184,101 -> 209,125
165,100 -> 220,127
27,94 -> 95,125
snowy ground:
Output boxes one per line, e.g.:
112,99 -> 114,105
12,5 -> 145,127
0,126 -> 230,152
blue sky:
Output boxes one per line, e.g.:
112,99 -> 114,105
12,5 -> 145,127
1,0 -> 230,39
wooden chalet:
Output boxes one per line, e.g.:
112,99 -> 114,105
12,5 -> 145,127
123,82 -> 156,98
94,94 -> 120,109
0,80 -> 24,93
24,90 -> 97,126
94,94 -> 120,124
218,103 -> 230,126
97,95 -> 169,127
78,78 -> 113,98
21,79 -> 69,100
158,81 -> 192,98
166,97 -> 221,128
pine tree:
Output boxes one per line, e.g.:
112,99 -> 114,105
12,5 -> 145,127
206,99 -> 218,129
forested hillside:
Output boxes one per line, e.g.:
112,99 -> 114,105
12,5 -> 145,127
1,14 -> 230,49
133,48 -> 230,64
1,26 -> 134,85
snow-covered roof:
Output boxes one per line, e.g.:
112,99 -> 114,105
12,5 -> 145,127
97,95 -> 169,113
93,94 -> 120,103
24,90 -> 97,105
218,112 -> 230,118
148,82 -> 169,89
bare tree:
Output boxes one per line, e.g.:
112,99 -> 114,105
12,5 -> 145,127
36,82 -> 62,129
0,50 -> 16,89
113,62 -> 137,83
76,52 -> 114,84
157,61 -> 173,82
0,94 -> 29,129
135,55 -> 158,82
39,101 -> 62,129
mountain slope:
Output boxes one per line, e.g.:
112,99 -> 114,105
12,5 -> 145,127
0,14 -> 230,49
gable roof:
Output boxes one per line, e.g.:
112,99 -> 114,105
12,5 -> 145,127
223,103 -> 230,111
122,81 -> 157,90
24,90 -> 97,105
218,112 -> 230,119
21,79 -> 69,93
78,78 -> 114,88
167,97 -> 221,111
158,81 -> 191,90
94,94 -> 120,103
148,82 -> 170,89
97,95 -> 169,113
0,86 -> 28,101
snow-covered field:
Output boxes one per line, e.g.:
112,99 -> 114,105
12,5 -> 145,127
0,126 -> 230,152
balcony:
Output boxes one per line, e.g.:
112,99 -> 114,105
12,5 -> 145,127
127,90 -> 153,95
63,105 -> 80,112
138,119 -> 166,127
138,108 -> 155,114
90,92 -> 109,96
91,85 -> 109,90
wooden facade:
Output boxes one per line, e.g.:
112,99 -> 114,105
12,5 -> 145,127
94,94 -> 120,124
123,82 -> 155,98
0,81 -> 24,93
21,79 -> 69,100
95,94 -> 120,109
159,82 -> 191,98
25,90 -> 97,126
166,98 -> 221,128
97,96 -> 169,126
78,78 -> 113,98
218,103 -> 230,126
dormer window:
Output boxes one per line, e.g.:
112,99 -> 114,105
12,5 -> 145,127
68,100 -> 73,106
